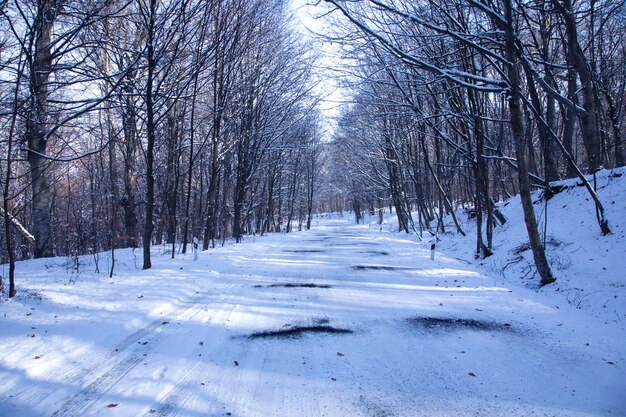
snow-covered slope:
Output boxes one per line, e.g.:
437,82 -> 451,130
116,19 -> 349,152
400,167 -> 626,322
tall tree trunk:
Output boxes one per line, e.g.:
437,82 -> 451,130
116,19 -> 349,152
285,164 -> 299,233
472,109 -> 493,255
539,4 -> 560,182
164,104 -> 180,250
108,111 -> 118,278
26,1 -> 57,259
182,72 -> 200,254
2,51 -> 24,296
233,146 -> 248,242
263,165 -> 277,234
219,150 -> 232,243
305,153 -> 316,230
505,0 -> 555,286
203,49 -> 224,250
121,89 -> 139,248
142,0 -> 157,270
203,138 -> 221,249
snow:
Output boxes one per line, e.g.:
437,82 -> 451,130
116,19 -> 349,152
1,169 -> 625,417
404,166 -> 626,320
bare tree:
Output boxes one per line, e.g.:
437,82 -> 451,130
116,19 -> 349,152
317,0 -> 562,284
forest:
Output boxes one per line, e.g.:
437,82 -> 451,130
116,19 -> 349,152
1,0 -> 625,296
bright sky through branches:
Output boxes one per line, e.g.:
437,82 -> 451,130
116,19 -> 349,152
290,0 -> 346,141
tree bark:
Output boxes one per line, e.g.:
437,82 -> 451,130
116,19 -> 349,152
26,1 -> 57,258
121,89 -> 139,248
142,0 -> 157,270
505,0 -> 555,286
305,147 -> 318,230
203,44 -> 225,249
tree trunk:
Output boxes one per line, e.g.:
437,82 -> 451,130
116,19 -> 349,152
562,64 -> 578,179
203,141 -> 221,248
305,150 -> 317,230
182,71 -> 200,254
525,68 -> 558,183
108,110 -> 118,278
473,113 -> 493,256
142,0 -> 157,270
505,0 -> 555,286
26,1 -> 57,259
2,52 -> 24,296
539,4 -> 560,182
164,104 -> 180,250
233,154 -> 247,242
422,139 -> 465,236
122,96 -> 139,248
203,52 -> 224,250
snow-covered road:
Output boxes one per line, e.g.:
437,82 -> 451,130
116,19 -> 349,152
1,219 -> 624,416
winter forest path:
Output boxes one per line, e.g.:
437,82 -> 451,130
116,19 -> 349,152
0,218 -> 624,416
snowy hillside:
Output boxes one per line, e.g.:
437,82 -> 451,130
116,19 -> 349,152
397,166 -> 626,323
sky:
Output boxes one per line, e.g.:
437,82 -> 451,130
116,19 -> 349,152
290,0 -> 346,141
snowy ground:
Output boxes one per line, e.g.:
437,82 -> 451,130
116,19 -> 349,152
1,211 -> 624,416
383,167 -> 626,322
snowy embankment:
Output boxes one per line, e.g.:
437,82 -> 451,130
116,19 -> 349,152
379,166 -> 626,322
0,171 -> 624,416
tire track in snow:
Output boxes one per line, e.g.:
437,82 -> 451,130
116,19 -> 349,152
144,368 -> 204,417
47,294 -> 209,417
139,302 -> 249,417
0,301 -> 198,414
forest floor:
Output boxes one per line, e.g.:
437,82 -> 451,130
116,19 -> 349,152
1,170 -> 625,417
